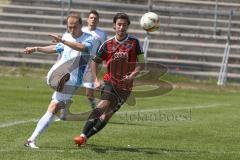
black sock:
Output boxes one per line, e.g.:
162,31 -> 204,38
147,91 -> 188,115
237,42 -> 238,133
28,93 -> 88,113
82,108 -> 103,135
86,119 -> 108,138
82,119 -> 98,135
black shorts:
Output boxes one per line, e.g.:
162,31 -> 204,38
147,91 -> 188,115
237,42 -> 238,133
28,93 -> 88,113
101,82 -> 131,112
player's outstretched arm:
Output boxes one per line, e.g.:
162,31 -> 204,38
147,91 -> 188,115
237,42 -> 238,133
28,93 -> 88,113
49,34 -> 88,52
24,45 -> 56,55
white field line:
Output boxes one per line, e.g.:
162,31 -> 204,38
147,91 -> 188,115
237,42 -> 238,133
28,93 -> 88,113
0,119 -> 38,129
0,103 -> 231,129
117,103 -> 231,115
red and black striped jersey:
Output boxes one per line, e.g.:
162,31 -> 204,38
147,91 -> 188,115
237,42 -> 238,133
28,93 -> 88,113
96,34 -> 143,90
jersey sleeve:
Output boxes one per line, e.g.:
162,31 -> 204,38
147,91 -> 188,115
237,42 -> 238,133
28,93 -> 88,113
55,43 -> 64,54
93,41 -> 107,63
55,32 -> 66,55
82,35 -> 94,53
90,36 -> 101,56
135,38 -> 145,62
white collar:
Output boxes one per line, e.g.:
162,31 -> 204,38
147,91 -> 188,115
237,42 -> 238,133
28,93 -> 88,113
114,34 -> 129,44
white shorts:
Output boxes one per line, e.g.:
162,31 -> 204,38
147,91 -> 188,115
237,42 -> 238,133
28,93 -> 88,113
82,82 -> 95,89
51,89 -> 77,103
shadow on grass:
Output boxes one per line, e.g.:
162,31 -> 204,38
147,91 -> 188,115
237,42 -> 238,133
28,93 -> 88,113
87,144 -> 197,155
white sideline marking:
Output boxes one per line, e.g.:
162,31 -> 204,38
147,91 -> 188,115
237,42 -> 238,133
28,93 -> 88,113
117,103 -> 231,115
0,103 -> 232,129
0,119 -> 38,129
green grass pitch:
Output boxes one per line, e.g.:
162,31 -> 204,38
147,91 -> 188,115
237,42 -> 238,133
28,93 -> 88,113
0,67 -> 240,160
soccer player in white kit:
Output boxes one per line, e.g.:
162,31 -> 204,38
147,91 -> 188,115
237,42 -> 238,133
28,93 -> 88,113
82,10 -> 107,109
23,13 -> 95,149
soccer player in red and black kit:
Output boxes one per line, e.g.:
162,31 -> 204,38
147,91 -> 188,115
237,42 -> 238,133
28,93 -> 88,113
74,12 -> 145,146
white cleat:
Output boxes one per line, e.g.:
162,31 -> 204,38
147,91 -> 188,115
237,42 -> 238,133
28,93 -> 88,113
24,140 -> 39,149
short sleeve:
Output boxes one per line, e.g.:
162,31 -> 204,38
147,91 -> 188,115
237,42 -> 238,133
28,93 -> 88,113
135,38 -> 144,62
92,41 -> 107,63
55,43 -> 64,55
90,37 -> 101,56
82,35 -> 94,53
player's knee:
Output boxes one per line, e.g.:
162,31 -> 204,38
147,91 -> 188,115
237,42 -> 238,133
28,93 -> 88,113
97,100 -> 110,109
100,113 -> 112,121
47,102 -> 59,114
89,107 -> 104,119
57,100 -> 72,120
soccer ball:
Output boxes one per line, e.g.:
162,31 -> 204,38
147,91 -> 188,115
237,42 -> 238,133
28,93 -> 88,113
140,12 -> 160,32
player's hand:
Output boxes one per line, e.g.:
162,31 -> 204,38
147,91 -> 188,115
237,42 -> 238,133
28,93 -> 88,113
24,47 -> 36,54
48,34 -> 63,43
94,78 -> 101,89
121,75 -> 133,83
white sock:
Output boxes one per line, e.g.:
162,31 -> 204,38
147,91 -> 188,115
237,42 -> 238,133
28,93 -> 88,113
28,111 -> 54,142
80,133 -> 86,138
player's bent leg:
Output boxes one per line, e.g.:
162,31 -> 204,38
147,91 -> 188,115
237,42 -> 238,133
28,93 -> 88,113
84,103 -> 116,139
56,73 -> 70,92
82,96 -> 126,142
82,107 -> 105,135
74,100 -> 109,146
74,100 -> 112,146
46,60 -> 71,92
51,90 -> 74,121
74,118 -> 109,147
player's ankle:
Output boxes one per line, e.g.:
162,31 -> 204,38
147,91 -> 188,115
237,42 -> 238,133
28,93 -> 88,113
80,133 -> 87,138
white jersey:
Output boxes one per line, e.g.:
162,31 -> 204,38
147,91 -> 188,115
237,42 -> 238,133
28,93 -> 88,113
59,32 -> 94,62
82,26 -> 107,56
47,32 -> 95,102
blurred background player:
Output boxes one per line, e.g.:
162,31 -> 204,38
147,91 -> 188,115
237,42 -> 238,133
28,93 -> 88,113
23,13 -> 94,149
74,12 -> 145,146
82,10 -> 107,109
